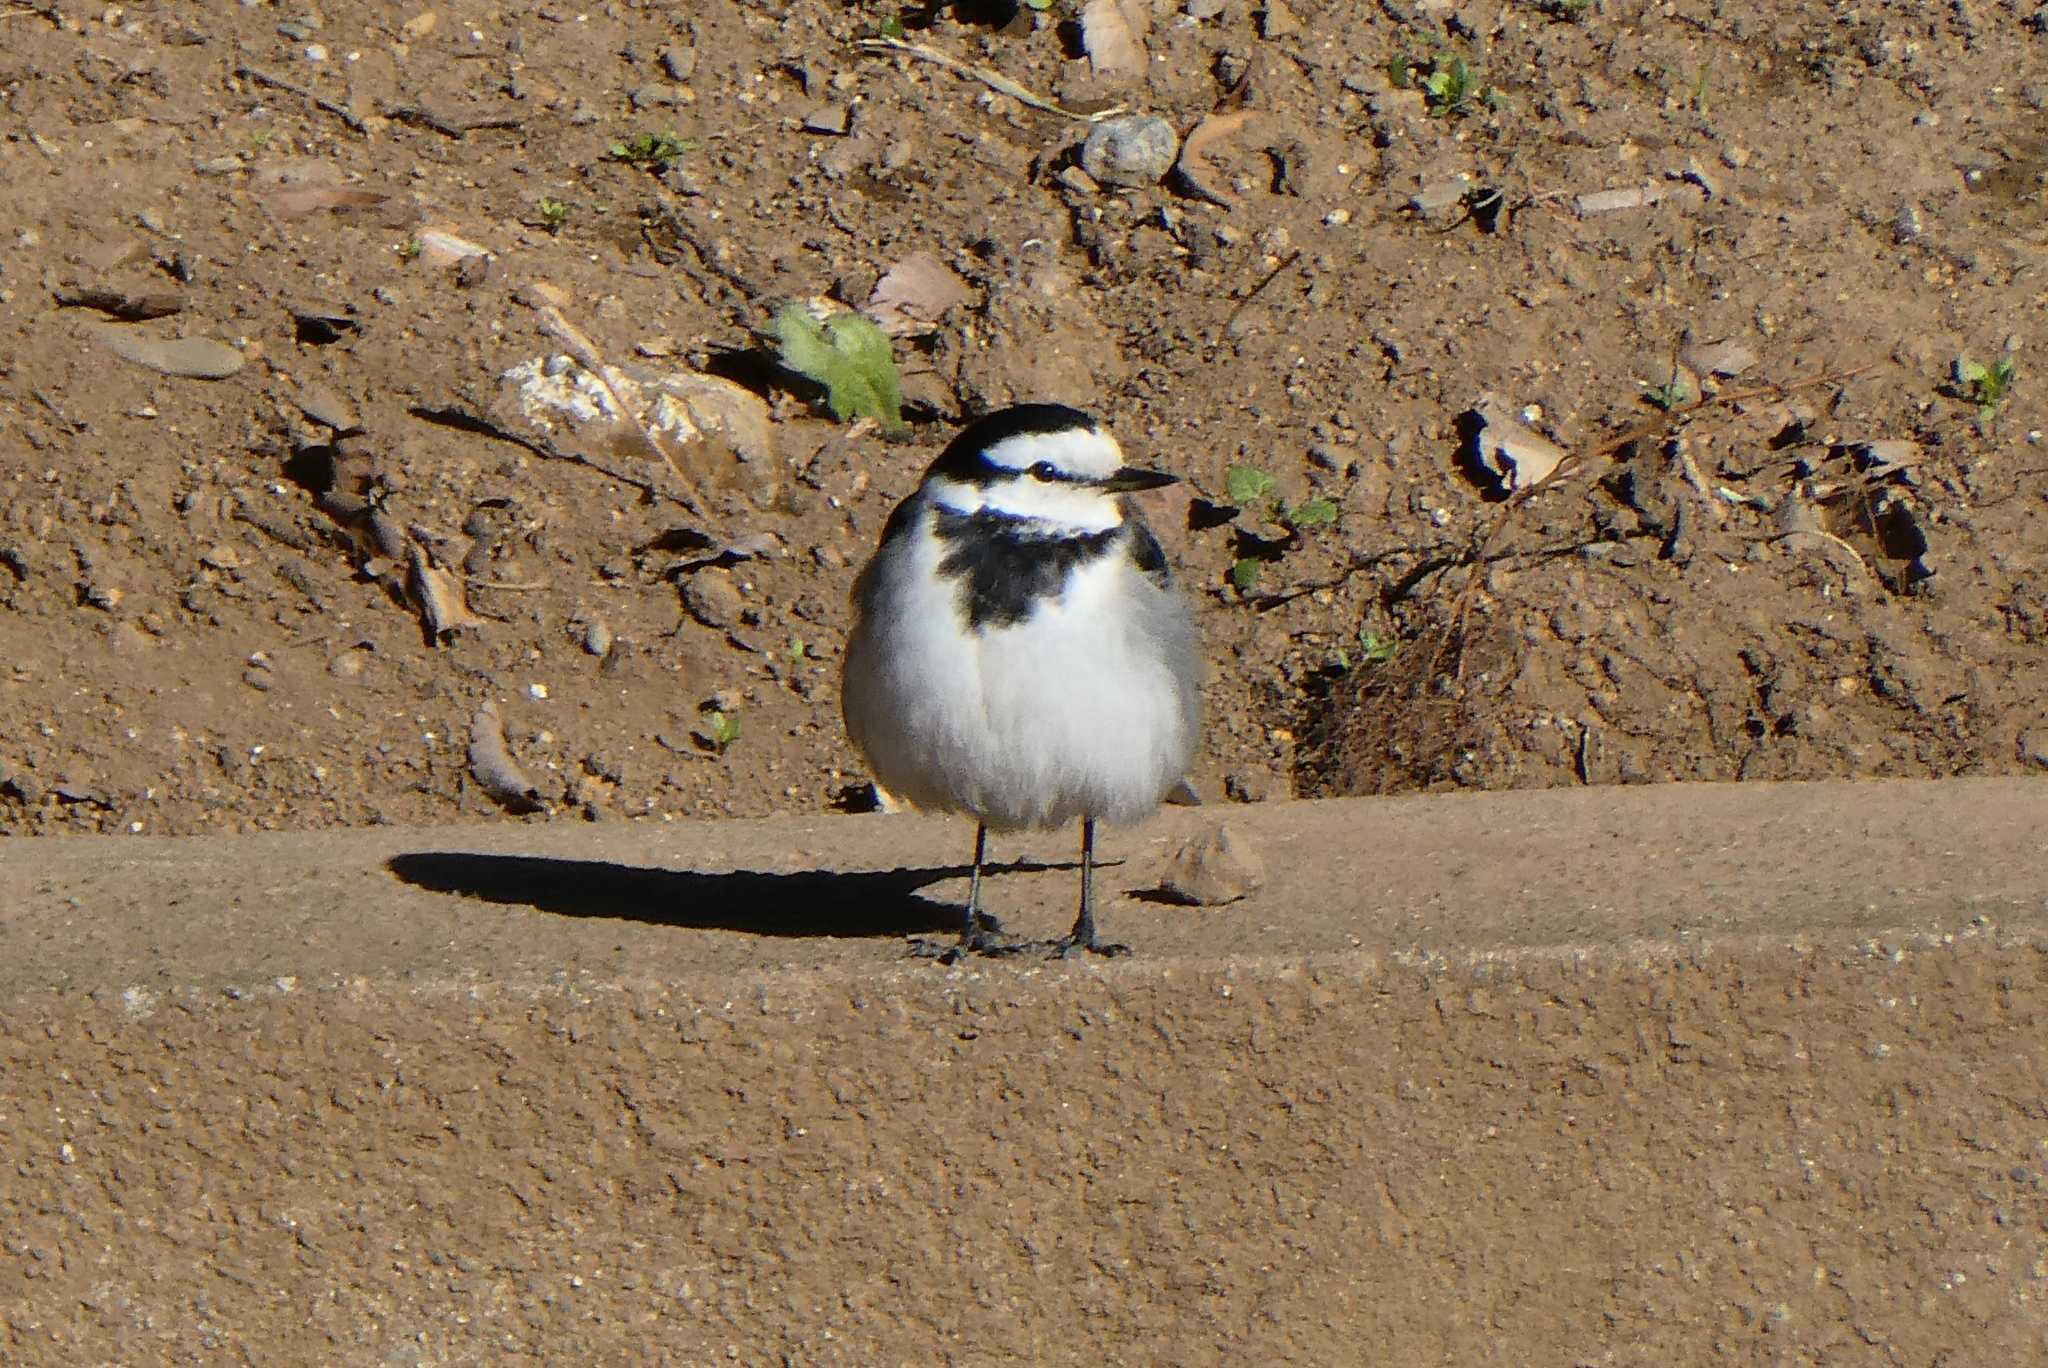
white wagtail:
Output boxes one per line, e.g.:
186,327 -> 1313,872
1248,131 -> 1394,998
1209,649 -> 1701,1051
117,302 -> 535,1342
841,403 -> 1200,958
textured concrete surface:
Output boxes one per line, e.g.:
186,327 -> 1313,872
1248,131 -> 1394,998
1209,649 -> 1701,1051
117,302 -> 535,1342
2,778 -> 2045,1363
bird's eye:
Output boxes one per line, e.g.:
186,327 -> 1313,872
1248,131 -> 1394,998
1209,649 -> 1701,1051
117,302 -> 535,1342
1028,461 -> 1060,482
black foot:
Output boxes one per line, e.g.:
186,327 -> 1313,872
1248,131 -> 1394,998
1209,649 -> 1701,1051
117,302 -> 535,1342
1055,935 -> 1131,960
906,910 -> 1013,962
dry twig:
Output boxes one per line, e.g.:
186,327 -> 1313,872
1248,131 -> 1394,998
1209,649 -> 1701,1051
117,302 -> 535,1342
854,35 -> 1124,122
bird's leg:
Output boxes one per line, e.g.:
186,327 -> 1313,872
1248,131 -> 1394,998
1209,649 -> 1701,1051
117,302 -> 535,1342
914,822 -> 1009,961
1061,818 -> 1130,958
961,821 -> 1005,949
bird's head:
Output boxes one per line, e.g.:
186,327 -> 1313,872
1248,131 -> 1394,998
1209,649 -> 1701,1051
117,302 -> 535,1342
921,403 -> 1176,532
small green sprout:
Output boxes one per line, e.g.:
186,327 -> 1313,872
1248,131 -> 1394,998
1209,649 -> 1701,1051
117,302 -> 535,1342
394,236 -> 423,261
606,131 -> 700,171
879,15 -> 907,38
1956,355 -> 2017,424
1223,464 -> 1341,593
1334,629 -> 1400,673
772,304 -> 907,432
249,128 -> 276,150
1023,0 -> 1055,9
1645,375 -> 1698,411
705,709 -> 741,753
537,196 -> 571,231
1227,465 -> 1340,531
1391,52 -> 1499,119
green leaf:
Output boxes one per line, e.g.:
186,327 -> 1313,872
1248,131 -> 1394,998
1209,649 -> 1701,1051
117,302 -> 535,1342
1226,466 -> 1276,504
1287,497 -> 1340,529
1229,558 -> 1264,592
709,710 -> 741,751
879,15 -> 907,38
772,304 -> 906,432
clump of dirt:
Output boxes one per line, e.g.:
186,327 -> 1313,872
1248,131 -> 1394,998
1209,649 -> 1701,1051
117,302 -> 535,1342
1,0 -> 2044,838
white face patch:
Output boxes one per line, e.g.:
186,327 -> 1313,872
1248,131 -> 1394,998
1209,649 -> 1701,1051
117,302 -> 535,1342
927,474 -> 1123,533
979,426 -> 1125,481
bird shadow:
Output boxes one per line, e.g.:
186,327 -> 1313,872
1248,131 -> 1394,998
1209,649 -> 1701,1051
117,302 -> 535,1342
384,851 -> 1065,940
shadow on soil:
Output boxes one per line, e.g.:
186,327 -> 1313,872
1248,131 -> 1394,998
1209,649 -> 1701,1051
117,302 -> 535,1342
384,852 -> 1058,939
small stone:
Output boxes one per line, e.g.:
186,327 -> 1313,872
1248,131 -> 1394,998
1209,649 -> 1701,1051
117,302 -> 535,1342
682,571 -> 744,630
1079,114 -> 1178,188
1186,0 -> 1226,17
1259,0 -> 1300,37
802,104 -> 850,135
660,45 -> 698,81
1057,164 -> 1101,195
1409,172 -> 1473,215
2020,728 -> 2048,769
1156,824 -> 1267,905
1224,768 -> 1288,803
1307,443 -> 1359,477
194,154 -> 245,176
200,544 -> 242,570
582,619 -> 613,657
1893,200 -> 1925,243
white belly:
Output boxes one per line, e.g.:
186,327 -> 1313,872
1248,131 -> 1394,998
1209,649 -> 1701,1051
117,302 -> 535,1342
842,516 -> 1199,830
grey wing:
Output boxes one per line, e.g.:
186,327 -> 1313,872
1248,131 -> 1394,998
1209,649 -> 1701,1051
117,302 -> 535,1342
1124,513 -> 1174,590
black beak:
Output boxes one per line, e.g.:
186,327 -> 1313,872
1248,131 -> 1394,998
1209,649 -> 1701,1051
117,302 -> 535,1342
1098,465 -> 1179,493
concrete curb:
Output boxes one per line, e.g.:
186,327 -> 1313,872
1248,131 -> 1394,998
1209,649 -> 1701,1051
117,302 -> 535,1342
2,779 -> 2044,1361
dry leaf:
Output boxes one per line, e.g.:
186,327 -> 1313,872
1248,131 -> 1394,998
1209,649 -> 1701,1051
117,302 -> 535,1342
94,326 -> 246,379
864,251 -> 971,337
467,701 -> 547,813
1081,0 -> 1150,80
266,184 -> 391,221
1176,109 -> 1255,207
406,542 -> 482,641
1466,397 -> 1569,493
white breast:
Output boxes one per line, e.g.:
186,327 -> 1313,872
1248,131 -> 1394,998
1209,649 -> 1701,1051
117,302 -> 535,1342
841,502 -> 1199,831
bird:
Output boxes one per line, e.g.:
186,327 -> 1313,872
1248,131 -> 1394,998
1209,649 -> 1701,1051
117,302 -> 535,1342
840,402 -> 1200,959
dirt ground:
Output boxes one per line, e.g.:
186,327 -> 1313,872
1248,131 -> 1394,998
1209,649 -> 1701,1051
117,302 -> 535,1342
1,0 -> 2045,838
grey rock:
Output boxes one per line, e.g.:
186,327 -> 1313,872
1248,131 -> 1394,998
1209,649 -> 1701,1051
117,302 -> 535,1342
1079,115 -> 1178,188
1156,824 -> 1267,906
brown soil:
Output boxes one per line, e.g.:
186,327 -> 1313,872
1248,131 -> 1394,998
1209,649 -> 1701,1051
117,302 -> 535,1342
3,0 -> 2046,836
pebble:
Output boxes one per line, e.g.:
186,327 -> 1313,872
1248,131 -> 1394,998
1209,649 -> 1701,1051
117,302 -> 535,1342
1079,114 -> 1178,188
1156,824 -> 1267,905
802,104 -> 850,135
682,571 -> 744,630
1259,0 -> 1301,37
660,45 -> 698,81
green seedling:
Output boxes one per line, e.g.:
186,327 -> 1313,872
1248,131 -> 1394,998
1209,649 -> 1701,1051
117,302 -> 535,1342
607,130 -> 700,171
1023,0 -> 1055,9
1334,628 -> 1400,672
1391,52 -> 1499,119
537,196 -> 571,231
1224,464 -> 1341,591
704,709 -> 741,753
772,304 -> 907,433
394,236 -> 423,261
1644,375 -> 1698,411
1956,355 -> 2017,424
879,15 -> 907,38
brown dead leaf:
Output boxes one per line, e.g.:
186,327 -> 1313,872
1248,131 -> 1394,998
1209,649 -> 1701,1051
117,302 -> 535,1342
267,184 -> 391,221
864,251 -> 972,337
1080,0 -> 1150,80
1176,109 -> 1256,207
